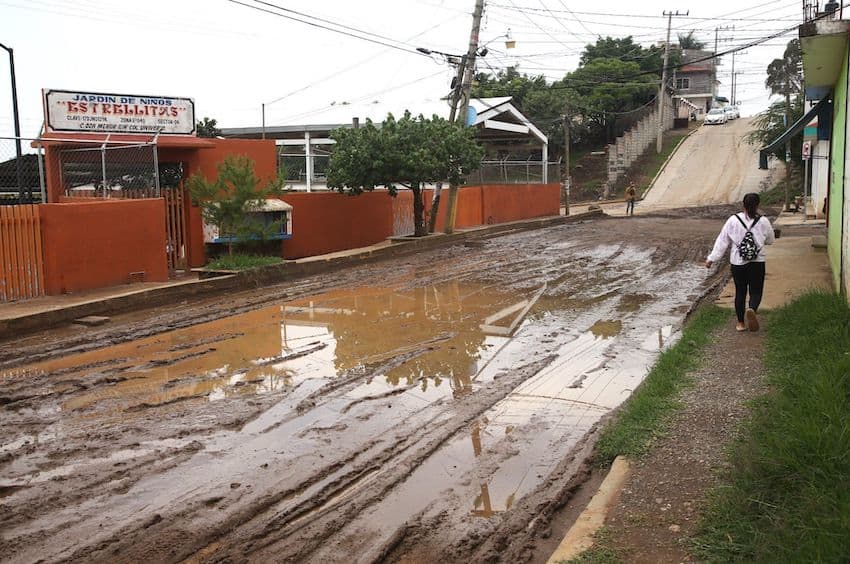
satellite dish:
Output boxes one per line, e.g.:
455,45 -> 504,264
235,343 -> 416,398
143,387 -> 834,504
466,106 -> 478,127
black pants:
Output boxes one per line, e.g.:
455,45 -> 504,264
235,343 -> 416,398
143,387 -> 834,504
731,262 -> 766,322
626,199 -> 635,215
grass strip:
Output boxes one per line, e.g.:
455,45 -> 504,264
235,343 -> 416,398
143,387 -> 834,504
593,304 -> 729,466
206,254 -> 283,271
694,290 -> 850,562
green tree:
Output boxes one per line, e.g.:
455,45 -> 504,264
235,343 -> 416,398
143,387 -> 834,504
327,112 -> 484,237
745,98 -> 804,154
187,155 -> 284,256
196,117 -> 222,138
564,58 -> 657,142
764,39 -> 803,209
678,31 -> 706,50
580,36 -> 666,75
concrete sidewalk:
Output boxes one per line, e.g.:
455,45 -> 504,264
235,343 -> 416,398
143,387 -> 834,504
0,211 -> 602,339
715,212 -> 833,311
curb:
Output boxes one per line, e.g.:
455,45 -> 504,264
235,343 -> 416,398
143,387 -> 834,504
0,210 -> 603,340
546,456 -> 632,563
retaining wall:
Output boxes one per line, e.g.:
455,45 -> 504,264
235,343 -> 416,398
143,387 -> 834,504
606,93 -> 675,194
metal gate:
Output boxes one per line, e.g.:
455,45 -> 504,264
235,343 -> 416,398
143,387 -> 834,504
164,185 -> 187,272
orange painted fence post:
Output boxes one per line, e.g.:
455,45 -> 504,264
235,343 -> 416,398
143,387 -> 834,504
0,205 -> 45,302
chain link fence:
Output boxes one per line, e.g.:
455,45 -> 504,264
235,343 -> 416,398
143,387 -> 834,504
0,137 -> 45,204
0,136 -> 161,203
58,140 -> 160,199
464,158 -> 561,185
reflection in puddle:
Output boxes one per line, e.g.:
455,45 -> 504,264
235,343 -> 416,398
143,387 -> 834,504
6,282 -> 537,414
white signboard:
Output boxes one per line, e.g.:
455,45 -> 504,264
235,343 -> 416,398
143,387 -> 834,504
44,89 -> 195,135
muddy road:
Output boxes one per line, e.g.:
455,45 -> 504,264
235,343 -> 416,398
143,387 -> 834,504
0,211 -> 733,563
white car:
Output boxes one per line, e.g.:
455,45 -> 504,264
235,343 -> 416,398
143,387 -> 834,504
704,108 -> 727,125
723,106 -> 739,120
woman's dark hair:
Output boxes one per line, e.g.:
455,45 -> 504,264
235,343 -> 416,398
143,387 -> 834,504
743,192 -> 760,218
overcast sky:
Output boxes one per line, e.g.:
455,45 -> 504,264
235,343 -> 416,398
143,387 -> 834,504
0,0 -> 805,137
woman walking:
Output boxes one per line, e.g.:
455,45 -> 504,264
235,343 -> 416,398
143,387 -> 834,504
705,193 -> 775,332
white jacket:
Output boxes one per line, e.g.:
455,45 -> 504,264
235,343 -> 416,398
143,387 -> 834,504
707,212 -> 775,266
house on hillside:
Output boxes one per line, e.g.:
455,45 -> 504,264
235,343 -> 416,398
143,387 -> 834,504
673,49 -> 719,117
220,97 -> 553,191
770,5 -> 849,296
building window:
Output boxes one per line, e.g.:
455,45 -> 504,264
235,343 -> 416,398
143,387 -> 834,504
676,78 -> 691,90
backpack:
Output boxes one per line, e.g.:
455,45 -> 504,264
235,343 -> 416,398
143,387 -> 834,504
735,214 -> 761,261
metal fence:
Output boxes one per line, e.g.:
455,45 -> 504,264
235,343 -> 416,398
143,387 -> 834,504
0,136 -> 162,203
464,158 -> 562,185
58,138 -> 160,199
0,137 -> 45,204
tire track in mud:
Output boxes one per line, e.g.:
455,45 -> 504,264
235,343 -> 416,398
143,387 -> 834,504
33,358 -> 554,564
0,214 -> 733,564
195,358 -> 558,564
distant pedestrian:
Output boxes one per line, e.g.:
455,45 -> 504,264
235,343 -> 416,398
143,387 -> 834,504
625,182 -> 637,216
705,193 -> 775,332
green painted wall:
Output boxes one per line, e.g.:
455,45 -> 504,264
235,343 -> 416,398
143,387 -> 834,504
829,48 -> 848,291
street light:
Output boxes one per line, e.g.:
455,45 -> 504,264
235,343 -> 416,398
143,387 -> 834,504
0,41 -> 25,204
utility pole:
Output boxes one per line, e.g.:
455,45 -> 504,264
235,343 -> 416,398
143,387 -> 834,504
657,11 -> 687,154
428,55 -> 466,233
563,111 -> 570,216
444,0 -> 484,234
731,50 -> 736,105
0,42 -> 24,203
713,25 -> 733,102
713,25 -> 733,61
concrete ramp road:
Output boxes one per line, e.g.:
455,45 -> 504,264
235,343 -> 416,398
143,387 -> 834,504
643,118 -> 781,209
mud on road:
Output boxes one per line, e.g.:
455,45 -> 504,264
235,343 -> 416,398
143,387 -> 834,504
0,210 -> 733,564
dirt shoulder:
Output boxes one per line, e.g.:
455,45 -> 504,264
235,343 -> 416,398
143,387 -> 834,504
573,317 -> 767,562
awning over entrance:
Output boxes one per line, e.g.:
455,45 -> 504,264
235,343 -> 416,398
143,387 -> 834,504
758,97 -> 831,169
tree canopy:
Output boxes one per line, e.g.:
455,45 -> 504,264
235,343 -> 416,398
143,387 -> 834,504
327,112 -> 484,237
678,31 -> 706,50
765,39 -> 802,100
196,117 -> 222,138
579,36 -> 665,75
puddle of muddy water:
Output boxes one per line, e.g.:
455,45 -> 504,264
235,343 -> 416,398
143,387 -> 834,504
3,281 -> 539,416
589,319 -> 622,339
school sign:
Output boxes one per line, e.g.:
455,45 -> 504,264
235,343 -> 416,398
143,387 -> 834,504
43,89 -> 195,135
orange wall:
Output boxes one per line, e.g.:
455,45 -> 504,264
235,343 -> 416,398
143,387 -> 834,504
39,199 -> 169,294
279,191 -> 394,259
422,186 -> 485,231
480,183 -> 561,225
281,183 -> 560,259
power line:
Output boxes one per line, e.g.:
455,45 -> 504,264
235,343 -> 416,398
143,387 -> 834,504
554,0 -> 598,37
227,0 -> 429,57
263,12 -> 462,107
507,0 -> 573,51
487,1 -> 802,21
